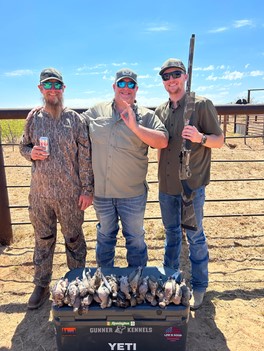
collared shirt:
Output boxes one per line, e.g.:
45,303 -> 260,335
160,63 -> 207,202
155,94 -> 223,195
82,100 -> 168,198
19,108 -> 94,199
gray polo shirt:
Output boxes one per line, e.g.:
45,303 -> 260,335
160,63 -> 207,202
82,100 -> 168,198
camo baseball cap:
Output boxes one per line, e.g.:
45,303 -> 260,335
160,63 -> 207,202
40,68 -> 64,83
159,58 -> 186,75
115,68 -> 137,84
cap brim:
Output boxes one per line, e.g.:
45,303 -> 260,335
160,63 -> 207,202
159,67 -> 186,75
40,77 -> 63,83
116,76 -> 137,84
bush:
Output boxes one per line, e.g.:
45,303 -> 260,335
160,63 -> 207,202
0,119 -> 25,143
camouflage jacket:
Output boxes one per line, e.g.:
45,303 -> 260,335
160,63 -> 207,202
19,108 -> 94,199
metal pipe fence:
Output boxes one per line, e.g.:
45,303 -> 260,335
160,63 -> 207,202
1,106 -> 264,245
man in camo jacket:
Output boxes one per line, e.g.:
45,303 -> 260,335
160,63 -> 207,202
20,68 -> 94,310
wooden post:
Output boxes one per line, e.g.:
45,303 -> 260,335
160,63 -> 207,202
223,115 -> 227,138
0,135 -> 13,245
234,115 -> 237,134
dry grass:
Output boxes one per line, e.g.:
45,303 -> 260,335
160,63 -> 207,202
0,134 -> 264,350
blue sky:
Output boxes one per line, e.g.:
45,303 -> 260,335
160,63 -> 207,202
0,0 -> 264,109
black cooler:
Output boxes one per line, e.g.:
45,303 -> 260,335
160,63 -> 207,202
52,267 -> 189,351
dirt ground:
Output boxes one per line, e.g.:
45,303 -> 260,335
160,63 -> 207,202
0,136 -> 264,351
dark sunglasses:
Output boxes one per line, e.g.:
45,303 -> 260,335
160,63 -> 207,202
161,70 -> 185,81
41,81 -> 64,90
116,80 -> 136,89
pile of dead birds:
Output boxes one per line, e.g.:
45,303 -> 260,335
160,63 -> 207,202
52,267 -> 190,312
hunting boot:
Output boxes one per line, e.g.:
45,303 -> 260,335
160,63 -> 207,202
28,285 -> 50,310
190,290 -> 205,311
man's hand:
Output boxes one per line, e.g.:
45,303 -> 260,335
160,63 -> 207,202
31,146 -> 49,161
120,101 -> 138,132
78,194 -> 93,211
182,125 -> 202,143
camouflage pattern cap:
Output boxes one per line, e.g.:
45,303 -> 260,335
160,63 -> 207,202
159,58 -> 186,75
115,68 -> 137,84
40,68 -> 64,83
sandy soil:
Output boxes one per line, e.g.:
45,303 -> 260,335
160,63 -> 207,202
0,137 -> 264,351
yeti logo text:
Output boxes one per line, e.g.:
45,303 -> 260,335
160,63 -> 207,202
108,343 -> 136,350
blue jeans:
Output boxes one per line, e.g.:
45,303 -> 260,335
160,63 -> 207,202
93,191 -> 148,267
159,186 -> 208,292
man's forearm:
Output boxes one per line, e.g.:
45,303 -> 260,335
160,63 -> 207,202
132,124 -> 168,148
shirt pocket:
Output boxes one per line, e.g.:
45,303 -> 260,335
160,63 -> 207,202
114,122 -> 145,151
89,117 -> 112,145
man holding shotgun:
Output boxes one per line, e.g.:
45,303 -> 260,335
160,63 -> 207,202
155,35 -> 224,310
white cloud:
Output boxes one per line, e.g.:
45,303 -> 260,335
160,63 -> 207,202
112,62 -> 138,67
196,85 -> 215,92
209,19 -> 254,34
5,69 -> 33,77
76,69 -> 109,76
194,65 -> 214,71
206,74 -> 218,81
209,27 -> 228,33
146,26 -> 170,32
138,74 -> 152,79
103,74 -> 115,81
249,70 -> 264,77
77,64 -> 107,72
221,71 -> 244,80
233,19 -> 254,28
112,62 -> 128,67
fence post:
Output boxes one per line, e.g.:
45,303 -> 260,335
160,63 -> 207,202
223,115 -> 227,137
0,134 -> 13,245
233,115 -> 237,133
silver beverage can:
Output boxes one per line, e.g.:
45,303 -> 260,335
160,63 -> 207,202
39,137 -> 50,154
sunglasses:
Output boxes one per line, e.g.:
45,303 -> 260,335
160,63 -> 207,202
41,81 -> 64,90
161,70 -> 185,81
116,80 -> 136,89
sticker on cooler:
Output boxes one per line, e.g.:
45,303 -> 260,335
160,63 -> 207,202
61,327 -> 76,336
164,326 -> 183,342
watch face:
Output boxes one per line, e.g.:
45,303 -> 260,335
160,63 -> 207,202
202,134 -> 207,145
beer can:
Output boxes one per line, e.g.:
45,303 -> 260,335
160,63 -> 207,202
39,137 -> 50,154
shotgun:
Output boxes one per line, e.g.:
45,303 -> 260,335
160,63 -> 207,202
179,34 -> 197,231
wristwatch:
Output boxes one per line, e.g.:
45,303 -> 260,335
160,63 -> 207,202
201,134 -> 207,145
